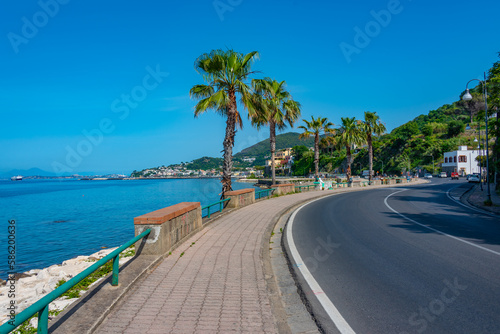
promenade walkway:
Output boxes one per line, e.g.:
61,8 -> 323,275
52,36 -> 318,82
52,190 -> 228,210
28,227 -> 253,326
95,182 -> 423,334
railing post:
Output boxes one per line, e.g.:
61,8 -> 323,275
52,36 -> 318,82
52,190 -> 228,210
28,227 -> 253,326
112,254 -> 119,286
38,304 -> 49,334
207,206 -> 211,218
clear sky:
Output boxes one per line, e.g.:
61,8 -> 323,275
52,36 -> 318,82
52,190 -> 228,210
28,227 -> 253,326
1,0 -> 498,175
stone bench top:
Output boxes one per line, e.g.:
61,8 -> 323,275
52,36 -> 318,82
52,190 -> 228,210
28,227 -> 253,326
225,188 -> 255,196
134,202 -> 200,225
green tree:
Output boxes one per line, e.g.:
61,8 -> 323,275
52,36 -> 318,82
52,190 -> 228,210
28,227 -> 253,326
298,116 -> 334,178
190,49 -> 259,196
447,120 -> 465,138
361,111 -> 386,184
249,78 -> 301,185
487,52 -> 500,188
336,117 -> 366,179
291,145 -> 314,176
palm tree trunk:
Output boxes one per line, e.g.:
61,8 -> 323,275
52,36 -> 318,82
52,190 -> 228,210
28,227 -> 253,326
314,134 -> 320,178
368,135 -> 373,184
221,93 -> 237,198
346,145 -> 352,179
270,121 -> 276,185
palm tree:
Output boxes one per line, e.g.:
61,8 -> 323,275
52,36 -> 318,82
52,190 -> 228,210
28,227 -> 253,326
361,111 -> 386,184
337,117 -> 365,180
249,78 -> 301,185
298,116 -> 334,179
190,49 -> 259,197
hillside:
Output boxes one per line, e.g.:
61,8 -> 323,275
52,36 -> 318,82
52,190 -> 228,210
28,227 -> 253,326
351,96 -> 489,176
234,132 -> 314,165
132,132 -> 315,176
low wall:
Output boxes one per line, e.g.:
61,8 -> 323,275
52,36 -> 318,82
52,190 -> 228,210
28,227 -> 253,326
275,184 -> 295,195
224,188 -> 256,208
134,202 -> 202,256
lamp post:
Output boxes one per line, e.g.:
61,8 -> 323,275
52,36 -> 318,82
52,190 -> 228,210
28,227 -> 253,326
462,72 -> 491,203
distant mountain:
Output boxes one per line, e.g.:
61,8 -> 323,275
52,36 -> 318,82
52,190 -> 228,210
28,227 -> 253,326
234,132 -> 314,158
0,168 -> 57,178
0,168 -> 101,178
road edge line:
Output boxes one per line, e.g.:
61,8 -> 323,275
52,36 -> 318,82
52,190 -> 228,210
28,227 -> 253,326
286,197 -> 356,334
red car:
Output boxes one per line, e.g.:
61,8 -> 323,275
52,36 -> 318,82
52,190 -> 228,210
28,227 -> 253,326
451,172 -> 459,180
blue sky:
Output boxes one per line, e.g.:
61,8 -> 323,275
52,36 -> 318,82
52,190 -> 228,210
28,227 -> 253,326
1,0 -> 499,175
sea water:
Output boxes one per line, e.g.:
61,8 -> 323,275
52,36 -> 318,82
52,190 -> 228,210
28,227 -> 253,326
0,178 -> 258,278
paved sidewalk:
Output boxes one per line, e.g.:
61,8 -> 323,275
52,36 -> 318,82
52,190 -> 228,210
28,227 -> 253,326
95,182 -> 422,334
465,182 -> 500,215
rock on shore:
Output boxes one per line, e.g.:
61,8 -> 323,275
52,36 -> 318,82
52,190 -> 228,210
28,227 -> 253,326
0,247 -> 134,327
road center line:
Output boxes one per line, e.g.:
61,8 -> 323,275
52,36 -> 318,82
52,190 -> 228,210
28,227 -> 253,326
384,190 -> 500,257
287,197 -> 356,334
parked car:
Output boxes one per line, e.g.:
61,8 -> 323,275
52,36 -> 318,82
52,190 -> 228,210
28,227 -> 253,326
424,173 -> 433,179
468,174 -> 480,183
451,172 -> 459,180
440,172 -> 447,178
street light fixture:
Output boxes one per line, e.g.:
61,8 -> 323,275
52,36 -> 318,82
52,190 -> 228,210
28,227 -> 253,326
462,72 -> 491,203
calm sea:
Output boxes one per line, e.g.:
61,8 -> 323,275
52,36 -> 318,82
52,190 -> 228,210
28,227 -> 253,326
0,178 -> 258,278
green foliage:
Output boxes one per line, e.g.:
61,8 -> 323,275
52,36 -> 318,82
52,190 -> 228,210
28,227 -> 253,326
185,157 -> 224,170
291,145 -> 314,176
55,260 -> 114,299
234,132 -> 314,158
13,314 -> 37,334
447,120 -> 465,138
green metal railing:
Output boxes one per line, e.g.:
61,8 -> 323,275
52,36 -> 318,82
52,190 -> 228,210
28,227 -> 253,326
202,198 -> 230,218
255,188 -> 275,200
295,185 -> 315,192
0,229 -> 151,334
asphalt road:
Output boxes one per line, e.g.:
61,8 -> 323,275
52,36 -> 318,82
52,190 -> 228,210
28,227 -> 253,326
288,178 -> 500,334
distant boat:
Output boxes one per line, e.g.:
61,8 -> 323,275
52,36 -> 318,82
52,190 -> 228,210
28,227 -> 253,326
11,175 -> 23,181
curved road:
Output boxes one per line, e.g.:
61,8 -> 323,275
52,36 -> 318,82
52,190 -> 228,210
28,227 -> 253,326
287,179 -> 500,334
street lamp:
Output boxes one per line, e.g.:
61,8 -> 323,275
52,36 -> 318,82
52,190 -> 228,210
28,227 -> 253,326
462,72 -> 491,203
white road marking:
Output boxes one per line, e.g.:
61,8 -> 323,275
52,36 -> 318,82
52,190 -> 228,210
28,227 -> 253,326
384,190 -> 500,257
287,197 -> 356,334
445,185 -> 498,218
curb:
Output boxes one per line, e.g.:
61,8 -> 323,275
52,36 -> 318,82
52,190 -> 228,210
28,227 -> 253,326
462,184 -> 500,216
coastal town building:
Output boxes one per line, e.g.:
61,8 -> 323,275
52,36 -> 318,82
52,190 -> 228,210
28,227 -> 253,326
265,148 -> 292,168
441,145 -> 482,176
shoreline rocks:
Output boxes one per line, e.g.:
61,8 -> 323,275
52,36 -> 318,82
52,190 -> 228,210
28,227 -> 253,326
0,247 -> 134,327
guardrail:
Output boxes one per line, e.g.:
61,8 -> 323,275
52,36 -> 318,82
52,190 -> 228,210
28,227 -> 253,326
202,198 -> 230,218
0,229 -> 152,334
255,188 -> 275,200
295,185 -> 315,192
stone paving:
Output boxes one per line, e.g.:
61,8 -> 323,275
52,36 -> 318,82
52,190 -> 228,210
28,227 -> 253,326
95,189 -> 332,334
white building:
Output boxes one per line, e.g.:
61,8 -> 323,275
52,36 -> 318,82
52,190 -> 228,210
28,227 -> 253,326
441,145 -> 481,176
